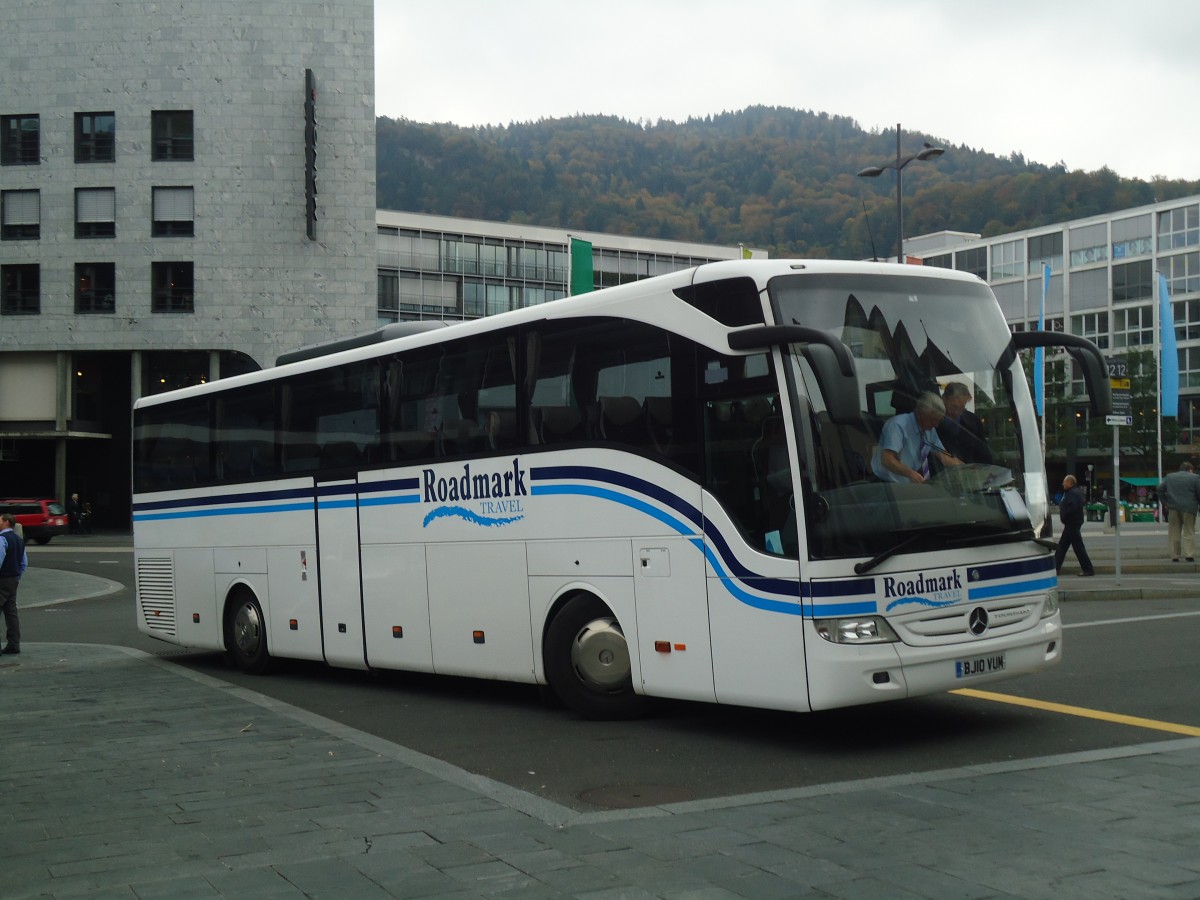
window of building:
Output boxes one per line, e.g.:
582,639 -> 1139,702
76,188 -> 116,238
1070,311 -> 1109,350
479,242 -> 505,277
76,262 -> 116,313
441,237 -> 474,274
464,279 -> 484,317
955,246 -> 987,279
377,271 -> 399,320
1181,346 -> 1200,391
1066,267 -> 1107,312
75,112 -> 115,163
1,114 -> 39,165
486,282 -> 514,316
152,186 -> 194,236
1174,298 -> 1200,343
1,189 -> 39,240
1111,214 -> 1152,259
992,281 -> 1024,320
1158,204 -> 1199,252
1027,232 -> 1063,274
1,263 -> 40,314
387,229 -> 438,269
1069,222 -> 1108,267
376,227 -> 399,267
151,110 -> 193,161
923,253 -> 952,269
1112,305 -> 1153,348
1112,259 -> 1152,303
152,261 -> 194,312
1162,251 -> 1200,298
990,239 -> 1024,280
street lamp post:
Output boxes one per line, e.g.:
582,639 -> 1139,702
857,123 -> 944,263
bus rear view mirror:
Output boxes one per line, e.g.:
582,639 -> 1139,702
729,325 -> 860,425
1010,332 -> 1113,416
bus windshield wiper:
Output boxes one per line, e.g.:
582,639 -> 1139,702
854,524 -> 1046,575
854,533 -> 922,575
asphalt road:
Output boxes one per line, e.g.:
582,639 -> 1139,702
24,537 -> 1200,812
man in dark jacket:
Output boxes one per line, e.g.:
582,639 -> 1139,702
0,511 -> 26,653
1054,474 -> 1094,577
938,382 -> 992,465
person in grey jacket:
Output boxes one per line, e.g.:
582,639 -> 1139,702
1158,461 -> 1200,561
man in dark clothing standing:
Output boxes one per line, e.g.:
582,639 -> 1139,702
938,382 -> 993,465
1054,474 -> 1094,577
0,511 -> 27,653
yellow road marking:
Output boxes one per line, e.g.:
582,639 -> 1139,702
951,688 -> 1200,736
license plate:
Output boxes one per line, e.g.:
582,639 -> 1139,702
955,653 -> 1006,678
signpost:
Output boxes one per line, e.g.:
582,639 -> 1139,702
1106,356 -> 1131,580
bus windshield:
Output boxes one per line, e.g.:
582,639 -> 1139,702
769,271 -> 1046,562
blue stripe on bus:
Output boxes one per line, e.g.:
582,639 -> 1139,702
133,501 -> 314,522
968,576 -> 1057,601
532,479 -> 810,612
533,465 -> 802,598
133,485 -> 315,513
532,484 -> 695,536
358,494 -> 420,507
692,537 -> 803,616
532,465 -> 703,529
810,600 -> 880,616
970,557 -> 1054,581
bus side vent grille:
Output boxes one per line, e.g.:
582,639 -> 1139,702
136,556 -> 177,637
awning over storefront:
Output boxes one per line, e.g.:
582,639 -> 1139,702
1120,477 -> 1159,486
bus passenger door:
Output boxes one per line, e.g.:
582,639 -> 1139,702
315,479 -> 367,669
701,381 -> 810,712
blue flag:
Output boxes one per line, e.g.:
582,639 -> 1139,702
1034,264 -> 1049,416
1160,272 -> 1179,417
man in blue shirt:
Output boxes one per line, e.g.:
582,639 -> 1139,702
0,512 -> 27,654
871,392 -> 962,483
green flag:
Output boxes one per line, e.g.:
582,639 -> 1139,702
570,237 -> 593,296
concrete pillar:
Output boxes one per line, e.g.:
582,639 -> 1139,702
54,352 -> 69,503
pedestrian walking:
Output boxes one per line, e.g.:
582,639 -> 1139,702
1158,461 -> 1200,561
0,511 -> 27,654
1054,474 -> 1095,577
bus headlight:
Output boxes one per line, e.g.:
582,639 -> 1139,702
1042,587 -> 1060,618
814,616 -> 900,644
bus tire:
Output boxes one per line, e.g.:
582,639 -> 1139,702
225,589 -> 272,675
544,593 -> 645,720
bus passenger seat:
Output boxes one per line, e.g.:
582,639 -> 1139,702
539,406 -> 583,443
644,396 -> 672,453
599,395 -> 642,442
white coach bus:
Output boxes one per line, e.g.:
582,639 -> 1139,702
133,260 -> 1110,719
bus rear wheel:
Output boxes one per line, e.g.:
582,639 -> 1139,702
226,590 -> 272,675
545,593 -> 645,720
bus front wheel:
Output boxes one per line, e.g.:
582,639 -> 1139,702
226,590 -> 272,675
544,593 -> 645,720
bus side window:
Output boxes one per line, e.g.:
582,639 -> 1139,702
698,349 -> 793,556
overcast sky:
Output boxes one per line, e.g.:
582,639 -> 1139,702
375,0 -> 1200,183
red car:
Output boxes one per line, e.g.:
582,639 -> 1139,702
0,498 -> 69,544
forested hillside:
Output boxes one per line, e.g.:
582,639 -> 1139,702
376,106 -> 1200,259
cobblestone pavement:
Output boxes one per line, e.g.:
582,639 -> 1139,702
6,529 -> 1200,898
